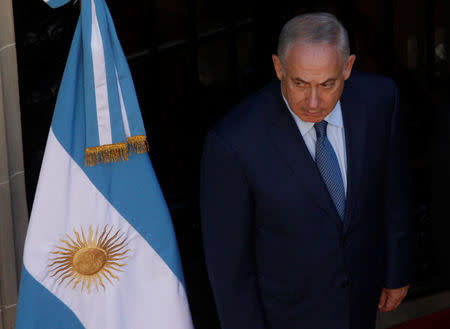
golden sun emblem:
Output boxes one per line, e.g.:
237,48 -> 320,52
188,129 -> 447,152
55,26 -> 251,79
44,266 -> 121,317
49,225 -> 129,293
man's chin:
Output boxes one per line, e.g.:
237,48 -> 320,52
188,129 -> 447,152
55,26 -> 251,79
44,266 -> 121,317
297,113 -> 326,123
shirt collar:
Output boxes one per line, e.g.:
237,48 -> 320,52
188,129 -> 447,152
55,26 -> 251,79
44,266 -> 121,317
281,86 -> 344,136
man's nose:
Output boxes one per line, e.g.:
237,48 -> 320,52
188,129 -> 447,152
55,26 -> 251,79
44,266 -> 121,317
307,88 -> 320,109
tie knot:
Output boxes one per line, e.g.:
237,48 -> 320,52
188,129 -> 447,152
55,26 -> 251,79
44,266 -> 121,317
314,120 -> 328,138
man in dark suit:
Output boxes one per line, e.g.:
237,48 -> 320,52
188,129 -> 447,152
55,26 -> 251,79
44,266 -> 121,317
200,13 -> 414,329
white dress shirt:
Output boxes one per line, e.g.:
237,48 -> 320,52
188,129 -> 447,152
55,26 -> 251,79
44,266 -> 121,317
282,93 -> 348,194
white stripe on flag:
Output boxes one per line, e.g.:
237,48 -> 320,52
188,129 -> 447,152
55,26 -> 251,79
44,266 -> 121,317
23,129 -> 193,329
115,70 -> 131,138
91,0 -> 112,145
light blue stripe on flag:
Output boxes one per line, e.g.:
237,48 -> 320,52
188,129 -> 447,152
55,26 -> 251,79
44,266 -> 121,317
16,267 -> 84,329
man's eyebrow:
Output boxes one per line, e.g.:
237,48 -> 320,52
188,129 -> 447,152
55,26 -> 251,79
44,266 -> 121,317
292,77 -> 309,84
320,78 -> 337,84
292,77 -> 337,84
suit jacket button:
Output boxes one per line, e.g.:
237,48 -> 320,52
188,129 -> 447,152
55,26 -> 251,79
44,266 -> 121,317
341,280 -> 350,288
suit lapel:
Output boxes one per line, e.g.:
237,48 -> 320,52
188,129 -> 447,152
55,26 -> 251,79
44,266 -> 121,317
341,86 -> 368,233
267,91 -> 343,230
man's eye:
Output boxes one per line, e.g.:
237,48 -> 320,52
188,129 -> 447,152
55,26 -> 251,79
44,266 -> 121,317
295,81 -> 305,87
322,82 -> 334,88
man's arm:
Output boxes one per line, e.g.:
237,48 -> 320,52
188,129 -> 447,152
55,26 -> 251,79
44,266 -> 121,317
200,130 -> 267,329
380,81 -> 415,311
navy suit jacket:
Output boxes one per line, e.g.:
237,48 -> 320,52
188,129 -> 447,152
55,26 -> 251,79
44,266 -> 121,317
200,72 -> 415,329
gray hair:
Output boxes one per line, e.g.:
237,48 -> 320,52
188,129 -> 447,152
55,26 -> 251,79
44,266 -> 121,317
277,12 -> 350,66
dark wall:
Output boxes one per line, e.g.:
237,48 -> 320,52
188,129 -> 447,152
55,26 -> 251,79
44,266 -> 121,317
12,0 -> 450,327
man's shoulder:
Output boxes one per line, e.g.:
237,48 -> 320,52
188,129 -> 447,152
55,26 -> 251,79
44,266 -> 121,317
209,81 -> 281,143
345,71 -> 398,104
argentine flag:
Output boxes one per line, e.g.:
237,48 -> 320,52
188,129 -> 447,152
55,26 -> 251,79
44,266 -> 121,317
16,0 -> 194,328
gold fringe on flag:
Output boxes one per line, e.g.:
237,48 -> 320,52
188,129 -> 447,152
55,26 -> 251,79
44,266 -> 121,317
127,135 -> 149,155
85,142 -> 129,167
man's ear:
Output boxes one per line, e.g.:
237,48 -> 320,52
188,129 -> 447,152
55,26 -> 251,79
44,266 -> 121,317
272,55 -> 284,81
344,54 -> 356,80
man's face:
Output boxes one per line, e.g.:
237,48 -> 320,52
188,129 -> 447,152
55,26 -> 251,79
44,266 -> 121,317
273,43 -> 356,122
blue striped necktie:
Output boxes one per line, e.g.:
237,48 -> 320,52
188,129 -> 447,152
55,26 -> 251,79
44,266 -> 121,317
314,120 -> 345,220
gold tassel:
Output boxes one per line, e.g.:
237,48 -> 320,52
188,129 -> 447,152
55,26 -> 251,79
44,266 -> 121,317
127,135 -> 149,155
85,142 -> 129,167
